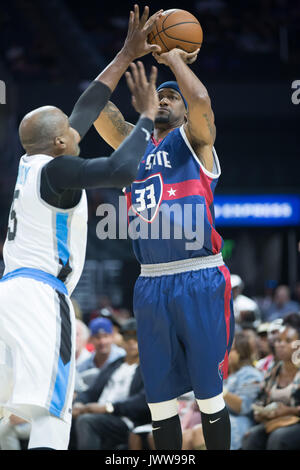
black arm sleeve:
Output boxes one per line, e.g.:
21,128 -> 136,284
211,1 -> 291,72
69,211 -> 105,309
69,81 -> 111,139
43,116 -> 153,192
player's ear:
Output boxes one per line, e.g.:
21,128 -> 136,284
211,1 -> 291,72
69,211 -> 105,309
54,136 -> 67,149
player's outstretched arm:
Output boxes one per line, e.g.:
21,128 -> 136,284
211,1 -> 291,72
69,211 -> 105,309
153,48 -> 216,172
69,5 -> 162,143
68,5 -> 161,142
93,5 -> 162,150
44,63 -> 159,190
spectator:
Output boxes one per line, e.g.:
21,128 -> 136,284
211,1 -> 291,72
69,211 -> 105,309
76,317 -> 125,390
241,324 -> 260,364
98,307 -> 124,348
242,323 -> 300,450
264,285 -> 300,322
256,319 -> 282,373
231,274 -> 260,325
72,318 -> 150,450
187,332 -> 263,450
75,319 -> 92,367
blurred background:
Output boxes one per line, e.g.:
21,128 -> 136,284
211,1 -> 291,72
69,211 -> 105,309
0,0 -> 299,324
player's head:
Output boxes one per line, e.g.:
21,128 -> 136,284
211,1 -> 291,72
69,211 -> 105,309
19,106 -> 80,157
89,317 -> 114,356
120,318 -> 139,362
155,81 -> 187,129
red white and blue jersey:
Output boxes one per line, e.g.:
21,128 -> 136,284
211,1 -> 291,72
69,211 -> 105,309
124,125 -> 224,265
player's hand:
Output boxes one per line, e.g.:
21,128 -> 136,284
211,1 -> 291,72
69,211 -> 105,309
85,403 -> 106,414
153,48 -> 200,66
72,402 -> 86,417
123,4 -> 163,60
125,61 -> 159,121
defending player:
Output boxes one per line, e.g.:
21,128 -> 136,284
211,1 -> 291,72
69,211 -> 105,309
0,6 -> 161,450
94,33 -> 235,449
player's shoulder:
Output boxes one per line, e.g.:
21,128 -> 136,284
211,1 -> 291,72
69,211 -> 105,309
44,155 -> 84,171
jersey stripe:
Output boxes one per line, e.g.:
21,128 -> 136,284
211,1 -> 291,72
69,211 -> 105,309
56,213 -> 70,266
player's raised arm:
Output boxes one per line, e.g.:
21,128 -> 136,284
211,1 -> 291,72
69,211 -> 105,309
44,63 -> 159,190
93,4 -> 162,150
69,5 -> 162,143
153,48 -> 216,172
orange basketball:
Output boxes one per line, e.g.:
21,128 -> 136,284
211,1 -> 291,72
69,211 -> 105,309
148,9 -> 203,54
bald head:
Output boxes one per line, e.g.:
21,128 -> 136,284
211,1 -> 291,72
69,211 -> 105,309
19,105 -> 79,157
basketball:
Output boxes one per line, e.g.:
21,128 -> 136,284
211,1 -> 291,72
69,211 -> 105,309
148,9 -> 203,54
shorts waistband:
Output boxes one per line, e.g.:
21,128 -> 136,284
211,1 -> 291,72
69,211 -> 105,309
0,268 -> 68,296
140,253 -> 224,277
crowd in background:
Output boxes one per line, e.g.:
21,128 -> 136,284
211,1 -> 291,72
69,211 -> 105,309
1,274 -> 300,450
1,0 -> 299,80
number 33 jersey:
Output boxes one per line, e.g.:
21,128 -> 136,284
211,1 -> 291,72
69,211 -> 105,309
124,125 -> 224,265
3,154 -> 88,295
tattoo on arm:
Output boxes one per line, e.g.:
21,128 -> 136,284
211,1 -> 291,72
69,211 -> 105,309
203,112 -> 216,140
103,101 -> 134,137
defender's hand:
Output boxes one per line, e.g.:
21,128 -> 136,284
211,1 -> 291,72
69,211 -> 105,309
153,48 -> 200,66
123,5 -> 163,60
125,61 -> 159,121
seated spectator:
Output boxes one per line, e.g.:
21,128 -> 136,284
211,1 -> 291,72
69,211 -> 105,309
242,324 -> 300,450
189,332 -> 263,450
256,320 -> 282,373
75,319 -> 92,367
72,318 -> 150,450
264,285 -> 300,322
240,324 -> 260,364
231,274 -> 260,325
77,317 -> 125,390
98,308 -> 124,348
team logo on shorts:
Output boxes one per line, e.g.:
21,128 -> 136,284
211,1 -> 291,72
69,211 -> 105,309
131,173 -> 163,223
218,359 -> 225,381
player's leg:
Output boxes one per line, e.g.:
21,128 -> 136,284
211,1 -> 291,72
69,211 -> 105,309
173,265 -> 235,450
0,279 -> 76,449
148,399 -> 182,450
133,275 -> 192,450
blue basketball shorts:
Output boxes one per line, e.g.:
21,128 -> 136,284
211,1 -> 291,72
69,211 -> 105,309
133,262 -> 235,403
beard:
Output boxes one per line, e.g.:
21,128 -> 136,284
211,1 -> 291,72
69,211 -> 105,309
154,109 -> 171,125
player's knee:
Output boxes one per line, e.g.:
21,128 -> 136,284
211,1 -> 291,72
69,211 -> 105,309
196,393 -> 225,414
148,399 -> 178,421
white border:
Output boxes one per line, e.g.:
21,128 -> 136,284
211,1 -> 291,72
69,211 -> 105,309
179,125 -> 221,179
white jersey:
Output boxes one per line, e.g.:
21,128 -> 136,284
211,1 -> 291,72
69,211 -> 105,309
3,154 -> 88,295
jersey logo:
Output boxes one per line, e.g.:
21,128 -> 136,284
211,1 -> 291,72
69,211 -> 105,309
141,127 -> 151,141
218,359 -> 225,381
145,150 -> 172,171
130,173 -> 163,223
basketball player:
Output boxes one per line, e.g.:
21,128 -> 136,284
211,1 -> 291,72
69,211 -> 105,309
0,6 -> 162,450
94,45 -> 235,449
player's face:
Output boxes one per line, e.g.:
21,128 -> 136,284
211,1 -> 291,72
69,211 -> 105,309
122,331 -> 139,360
155,88 -> 186,127
92,332 -> 114,355
65,125 -> 81,157
275,326 -> 299,361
